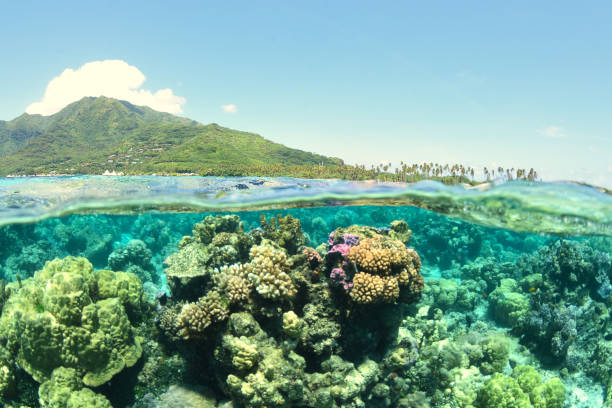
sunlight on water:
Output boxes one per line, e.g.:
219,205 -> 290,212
1,176 -> 611,235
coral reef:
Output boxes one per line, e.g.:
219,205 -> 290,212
259,214 -> 306,255
163,215 -> 254,299
1,208 -> 607,408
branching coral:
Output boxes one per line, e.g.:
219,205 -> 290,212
174,291 -> 230,340
246,241 -> 296,300
215,264 -> 253,304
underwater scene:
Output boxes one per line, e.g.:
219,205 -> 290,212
0,177 -> 611,408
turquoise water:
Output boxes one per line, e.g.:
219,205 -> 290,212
0,176 -> 611,408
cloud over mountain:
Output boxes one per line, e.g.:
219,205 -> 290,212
26,60 -> 186,116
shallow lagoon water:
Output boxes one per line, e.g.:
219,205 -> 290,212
0,176 -> 611,408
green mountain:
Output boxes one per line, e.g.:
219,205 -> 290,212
0,113 -> 52,156
0,97 -> 342,176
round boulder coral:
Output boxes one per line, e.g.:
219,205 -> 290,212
0,257 -> 144,387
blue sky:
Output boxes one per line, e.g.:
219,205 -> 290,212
1,1 -> 611,186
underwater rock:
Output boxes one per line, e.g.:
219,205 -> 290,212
2,240 -> 61,282
460,257 -> 519,293
52,217 -> 118,268
518,303 -> 577,362
517,239 -> 612,304
0,344 -> 15,398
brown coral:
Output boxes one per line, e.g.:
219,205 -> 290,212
347,237 -> 409,276
340,230 -> 423,305
303,247 -> 322,267
350,272 -> 385,303
350,273 -> 401,304
175,291 -> 229,339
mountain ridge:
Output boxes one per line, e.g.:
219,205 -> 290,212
0,97 -> 343,176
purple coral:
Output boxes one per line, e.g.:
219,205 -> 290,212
330,267 -> 353,292
342,234 -> 360,247
328,243 -> 351,258
326,231 -> 361,292
327,233 -> 360,258
327,232 -> 360,247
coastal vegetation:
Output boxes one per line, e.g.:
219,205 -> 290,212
0,97 -> 538,184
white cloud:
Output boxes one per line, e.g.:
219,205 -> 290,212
539,125 -> 567,138
221,104 -> 237,113
26,60 -> 186,115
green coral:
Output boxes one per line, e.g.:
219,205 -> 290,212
427,279 -> 459,310
95,268 -> 145,316
215,334 -> 260,372
0,345 -> 15,398
476,373 -> 532,408
512,365 -> 542,394
38,367 -> 112,408
476,367 -> 566,408
530,378 -> 565,408
476,335 -> 510,375
0,257 -> 144,387
220,313 -> 306,407
489,278 -> 530,327
389,219 -> 413,243
259,214 -> 305,255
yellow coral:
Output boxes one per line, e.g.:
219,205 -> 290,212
350,273 -> 401,303
347,237 -> 411,276
246,241 -> 296,300
344,234 -> 423,305
282,311 -> 302,338
350,273 -> 384,303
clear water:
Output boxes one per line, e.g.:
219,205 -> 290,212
0,176 -> 611,408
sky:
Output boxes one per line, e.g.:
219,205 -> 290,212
0,1 -> 611,187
